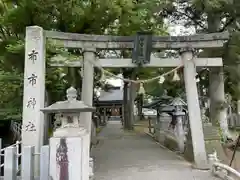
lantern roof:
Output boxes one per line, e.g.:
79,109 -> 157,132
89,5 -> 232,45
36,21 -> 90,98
170,97 -> 186,106
41,87 -> 96,114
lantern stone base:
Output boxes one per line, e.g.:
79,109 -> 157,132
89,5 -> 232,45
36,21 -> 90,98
155,117 -> 172,143
163,133 -> 179,151
155,130 -> 165,143
49,127 -> 90,180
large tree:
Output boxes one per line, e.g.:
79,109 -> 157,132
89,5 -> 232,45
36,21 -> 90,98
159,0 -> 240,138
0,0 -> 167,125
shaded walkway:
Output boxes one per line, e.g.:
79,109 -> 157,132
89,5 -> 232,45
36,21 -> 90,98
91,122 -> 219,180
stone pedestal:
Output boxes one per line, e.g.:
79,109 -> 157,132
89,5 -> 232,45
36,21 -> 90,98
175,114 -> 185,153
156,116 -> 171,143
153,119 -> 160,140
49,127 -> 89,180
41,87 -> 96,180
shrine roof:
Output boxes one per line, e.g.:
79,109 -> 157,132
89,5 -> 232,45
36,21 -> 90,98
98,88 -> 123,102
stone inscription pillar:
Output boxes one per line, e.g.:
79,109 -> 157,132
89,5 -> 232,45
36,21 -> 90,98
22,26 -> 46,174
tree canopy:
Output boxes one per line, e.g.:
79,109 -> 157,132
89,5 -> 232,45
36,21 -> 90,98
0,0 -> 169,121
2,0 -> 240,122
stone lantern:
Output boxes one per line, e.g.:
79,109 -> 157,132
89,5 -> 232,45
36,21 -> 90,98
41,87 -> 95,180
156,103 -> 173,144
170,97 -> 186,153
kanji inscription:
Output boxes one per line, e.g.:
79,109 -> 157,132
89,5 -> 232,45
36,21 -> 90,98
28,50 -> 38,64
24,121 -> 36,132
28,73 -> 37,86
27,97 -> 36,109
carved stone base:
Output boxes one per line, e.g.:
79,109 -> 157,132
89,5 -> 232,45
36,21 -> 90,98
163,133 -> 179,151
155,116 -> 171,142
49,132 -> 89,180
154,130 -> 164,143
53,127 -> 86,137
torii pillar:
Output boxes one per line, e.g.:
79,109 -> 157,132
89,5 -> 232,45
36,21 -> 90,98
181,48 -> 208,169
81,46 -> 96,144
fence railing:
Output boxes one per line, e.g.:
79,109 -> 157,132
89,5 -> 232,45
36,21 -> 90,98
0,139 -> 21,175
0,145 -> 49,180
209,152 -> 240,180
212,162 -> 240,180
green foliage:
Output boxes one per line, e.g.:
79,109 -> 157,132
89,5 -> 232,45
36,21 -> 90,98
162,0 -> 240,101
0,70 -> 23,120
0,0 -> 168,121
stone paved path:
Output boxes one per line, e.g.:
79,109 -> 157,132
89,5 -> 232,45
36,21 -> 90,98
91,122 -> 219,180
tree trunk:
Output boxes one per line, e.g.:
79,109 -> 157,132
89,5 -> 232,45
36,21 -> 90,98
208,14 -> 230,139
44,90 -> 51,145
209,67 -> 230,138
127,82 -> 136,130
70,67 -> 76,87
123,81 -> 129,129
126,71 -> 138,130
237,63 -> 240,126
137,94 -> 143,120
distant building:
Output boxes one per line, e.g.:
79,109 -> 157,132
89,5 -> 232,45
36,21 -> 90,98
94,86 -> 123,122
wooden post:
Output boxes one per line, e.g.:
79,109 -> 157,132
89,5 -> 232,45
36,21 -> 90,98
103,108 -> 106,124
123,81 -> 129,129
128,81 -> 135,130
181,48 -> 208,169
22,26 -> 46,175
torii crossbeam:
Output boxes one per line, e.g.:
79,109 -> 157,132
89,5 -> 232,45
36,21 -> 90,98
50,56 -> 223,67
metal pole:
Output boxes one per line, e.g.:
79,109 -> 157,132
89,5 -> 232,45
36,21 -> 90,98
229,134 -> 240,167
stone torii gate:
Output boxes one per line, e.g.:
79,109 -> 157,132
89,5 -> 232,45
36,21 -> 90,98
22,26 -> 228,171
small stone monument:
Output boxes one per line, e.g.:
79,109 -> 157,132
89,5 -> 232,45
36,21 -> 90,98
171,97 -> 186,153
41,87 -> 96,180
155,104 -> 172,144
